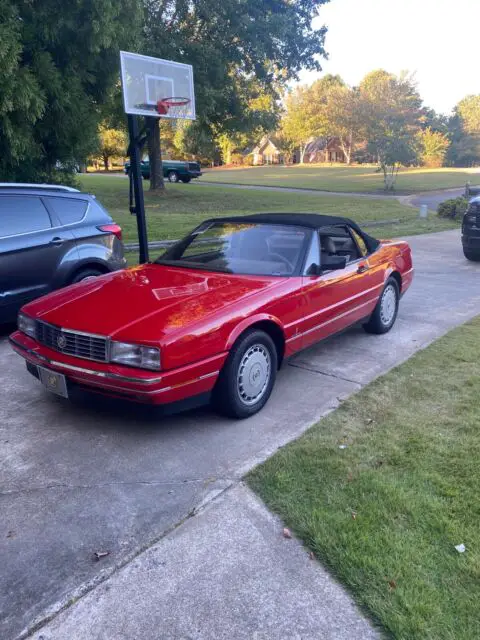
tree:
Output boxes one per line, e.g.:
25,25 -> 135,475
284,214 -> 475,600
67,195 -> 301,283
97,125 -> 127,170
456,95 -> 480,134
281,86 -> 319,163
359,70 -> 423,189
417,127 -> 450,167
143,0 -> 329,187
322,84 -> 361,165
447,95 -> 480,167
0,0 -> 142,182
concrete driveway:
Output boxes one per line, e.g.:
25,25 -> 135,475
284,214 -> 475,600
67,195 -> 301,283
1,229 -> 480,639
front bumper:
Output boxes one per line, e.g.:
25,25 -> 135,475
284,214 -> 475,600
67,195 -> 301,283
10,331 -> 227,406
462,232 -> 480,250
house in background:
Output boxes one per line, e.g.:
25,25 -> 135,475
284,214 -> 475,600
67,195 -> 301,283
300,137 -> 348,163
247,135 -> 352,165
251,136 -> 284,165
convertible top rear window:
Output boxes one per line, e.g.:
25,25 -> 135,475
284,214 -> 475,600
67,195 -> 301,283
156,222 -> 311,276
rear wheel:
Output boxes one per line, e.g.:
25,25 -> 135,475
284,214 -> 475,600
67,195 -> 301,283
214,329 -> 277,419
70,268 -> 104,284
364,278 -> 399,335
463,247 -> 480,262
167,171 -> 180,183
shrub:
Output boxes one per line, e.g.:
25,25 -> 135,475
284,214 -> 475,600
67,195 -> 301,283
244,153 -> 255,166
437,197 -> 469,219
230,153 -> 244,166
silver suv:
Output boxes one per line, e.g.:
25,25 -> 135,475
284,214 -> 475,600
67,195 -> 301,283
0,184 -> 126,323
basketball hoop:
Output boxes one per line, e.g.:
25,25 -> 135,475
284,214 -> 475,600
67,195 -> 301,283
156,97 -> 190,115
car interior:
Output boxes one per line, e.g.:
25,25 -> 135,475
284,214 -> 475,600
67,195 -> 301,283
319,225 -> 362,265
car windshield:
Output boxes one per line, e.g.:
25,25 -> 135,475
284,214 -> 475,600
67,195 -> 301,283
155,221 -> 311,276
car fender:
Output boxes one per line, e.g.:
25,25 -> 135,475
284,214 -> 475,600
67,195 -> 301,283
225,313 -> 286,351
55,257 -> 110,288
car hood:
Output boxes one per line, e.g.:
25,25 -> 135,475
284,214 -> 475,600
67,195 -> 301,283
26,264 -> 285,343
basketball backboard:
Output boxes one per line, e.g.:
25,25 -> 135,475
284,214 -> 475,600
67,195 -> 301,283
120,51 -> 195,120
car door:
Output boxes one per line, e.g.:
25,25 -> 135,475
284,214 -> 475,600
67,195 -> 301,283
0,194 -> 75,316
298,225 -> 383,350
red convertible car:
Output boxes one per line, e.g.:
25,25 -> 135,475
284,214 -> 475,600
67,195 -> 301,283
10,213 -> 413,418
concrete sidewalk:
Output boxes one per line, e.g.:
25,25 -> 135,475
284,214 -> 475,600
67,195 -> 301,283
30,484 -> 379,640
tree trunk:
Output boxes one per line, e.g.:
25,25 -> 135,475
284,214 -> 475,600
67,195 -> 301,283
147,117 -> 164,191
299,145 -> 306,164
103,155 -> 109,171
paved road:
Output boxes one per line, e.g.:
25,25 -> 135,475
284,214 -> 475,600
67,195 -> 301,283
407,187 -> 465,211
2,230 -> 480,639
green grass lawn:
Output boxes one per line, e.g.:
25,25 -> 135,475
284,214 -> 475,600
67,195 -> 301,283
200,165 -> 479,193
79,175 -> 456,255
248,319 -> 480,639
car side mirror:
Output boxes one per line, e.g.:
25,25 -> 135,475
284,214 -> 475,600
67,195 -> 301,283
322,255 -> 348,271
306,263 -> 322,276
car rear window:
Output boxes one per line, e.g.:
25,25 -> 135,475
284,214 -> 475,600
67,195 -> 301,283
45,197 -> 88,225
0,196 -> 52,237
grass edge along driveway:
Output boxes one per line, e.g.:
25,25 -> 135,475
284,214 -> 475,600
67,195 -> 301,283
248,318 -> 480,640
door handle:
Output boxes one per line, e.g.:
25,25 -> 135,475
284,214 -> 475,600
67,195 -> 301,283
50,237 -> 66,245
357,263 -> 369,274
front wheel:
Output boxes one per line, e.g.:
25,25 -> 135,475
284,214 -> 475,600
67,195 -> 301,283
167,171 -> 180,183
364,278 -> 399,335
214,330 -> 278,419
70,268 -> 104,284
463,247 -> 480,262
180,176 -> 191,183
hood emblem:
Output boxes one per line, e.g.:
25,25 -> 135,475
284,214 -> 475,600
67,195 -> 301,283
57,334 -> 67,349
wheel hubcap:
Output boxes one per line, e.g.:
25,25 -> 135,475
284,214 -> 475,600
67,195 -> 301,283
237,344 -> 271,406
380,285 -> 397,326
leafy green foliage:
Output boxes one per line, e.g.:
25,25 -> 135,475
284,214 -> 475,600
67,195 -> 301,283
360,70 -> 423,189
447,95 -> 480,167
96,125 -> 127,170
437,197 -> 468,219
417,127 -> 450,167
143,0 -> 328,182
0,0 -> 142,182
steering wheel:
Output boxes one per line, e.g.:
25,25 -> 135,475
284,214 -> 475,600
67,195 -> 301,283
268,252 -> 295,273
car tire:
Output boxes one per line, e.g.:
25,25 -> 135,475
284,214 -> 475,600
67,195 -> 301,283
363,278 -> 400,335
180,177 -> 191,183
70,268 -> 104,284
214,329 -> 278,419
168,171 -> 180,183
463,247 -> 480,262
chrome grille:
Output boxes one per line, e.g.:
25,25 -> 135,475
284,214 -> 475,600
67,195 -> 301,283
35,321 -> 108,363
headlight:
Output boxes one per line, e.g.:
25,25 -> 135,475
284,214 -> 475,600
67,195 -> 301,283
110,341 -> 161,371
18,312 -> 36,339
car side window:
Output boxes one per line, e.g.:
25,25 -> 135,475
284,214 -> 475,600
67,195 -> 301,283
0,196 -> 52,238
44,197 -> 88,226
319,225 -> 361,264
350,228 -> 369,257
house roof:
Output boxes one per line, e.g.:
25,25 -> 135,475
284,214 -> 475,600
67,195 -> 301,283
252,135 -> 281,154
304,137 -> 328,154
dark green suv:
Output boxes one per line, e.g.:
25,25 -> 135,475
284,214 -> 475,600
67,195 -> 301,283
462,196 -> 480,261
124,159 -> 202,183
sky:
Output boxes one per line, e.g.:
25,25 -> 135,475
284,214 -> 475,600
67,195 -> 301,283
298,0 -> 480,115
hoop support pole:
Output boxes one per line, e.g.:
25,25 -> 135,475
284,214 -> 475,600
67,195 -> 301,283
127,114 -> 149,264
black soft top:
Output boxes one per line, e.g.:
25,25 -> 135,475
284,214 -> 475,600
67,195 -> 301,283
208,212 -> 380,253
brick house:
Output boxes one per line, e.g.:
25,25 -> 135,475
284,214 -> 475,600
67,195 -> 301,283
250,136 -> 284,165
299,137 -> 348,164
